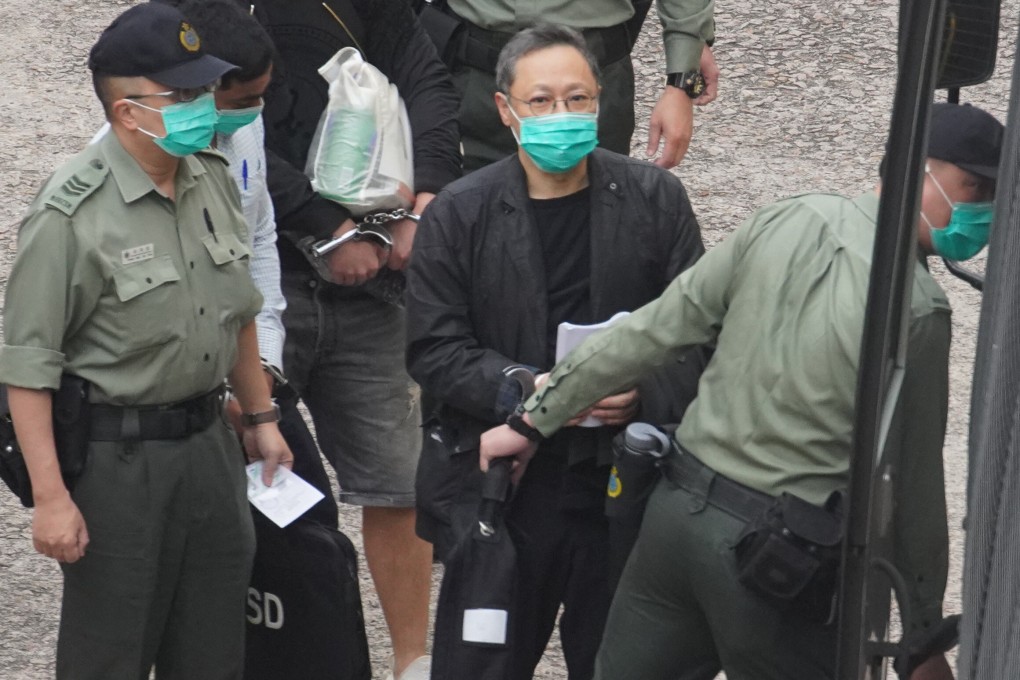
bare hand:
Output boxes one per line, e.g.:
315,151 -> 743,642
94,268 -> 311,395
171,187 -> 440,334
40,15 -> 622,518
327,219 -> 386,285
387,192 -> 436,271
647,86 -> 694,168
694,45 -> 719,106
33,493 -> 89,563
480,424 -> 539,484
243,423 -> 295,486
909,654 -> 954,680
589,387 -> 640,426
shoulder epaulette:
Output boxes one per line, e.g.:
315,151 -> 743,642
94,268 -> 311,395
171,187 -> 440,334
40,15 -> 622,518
196,147 -> 229,164
44,158 -> 110,217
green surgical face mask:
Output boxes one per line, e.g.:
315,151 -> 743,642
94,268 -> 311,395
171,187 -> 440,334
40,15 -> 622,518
922,168 -> 994,261
214,103 -> 264,136
930,202 -> 994,260
127,92 -> 217,157
508,108 -> 598,173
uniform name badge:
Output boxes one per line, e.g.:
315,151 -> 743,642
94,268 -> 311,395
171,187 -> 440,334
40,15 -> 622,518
122,244 -> 155,265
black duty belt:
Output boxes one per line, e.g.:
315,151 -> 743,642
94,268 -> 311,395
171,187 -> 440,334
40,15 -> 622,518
90,386 -> 226,442
664,445 -> 774,523
458,20 -> 632,74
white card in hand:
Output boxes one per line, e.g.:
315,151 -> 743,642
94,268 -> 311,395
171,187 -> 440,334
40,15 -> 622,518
246,462 -> 325,528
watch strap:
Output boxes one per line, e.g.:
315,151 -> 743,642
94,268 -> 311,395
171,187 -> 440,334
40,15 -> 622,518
241,403 -> 282,427
666,71 -> 707,98
506,404 -> 544,442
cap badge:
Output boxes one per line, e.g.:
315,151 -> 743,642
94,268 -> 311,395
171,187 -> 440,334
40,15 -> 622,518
179,22 -> 200,52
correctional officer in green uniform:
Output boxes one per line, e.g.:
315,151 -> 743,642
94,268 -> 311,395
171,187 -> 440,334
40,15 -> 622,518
0,4 -> 293,679
479,102 -> 1004,679
429,0 -> 716,170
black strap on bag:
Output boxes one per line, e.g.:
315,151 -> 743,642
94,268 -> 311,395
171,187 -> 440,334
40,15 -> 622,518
0,376 -> 91,508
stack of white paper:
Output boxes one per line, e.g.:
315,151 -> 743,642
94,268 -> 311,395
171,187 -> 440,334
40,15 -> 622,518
554,311 -> 631,427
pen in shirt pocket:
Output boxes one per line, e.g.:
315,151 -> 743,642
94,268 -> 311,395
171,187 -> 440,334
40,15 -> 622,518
242,159 -> 249,191
204,208 -> 219,243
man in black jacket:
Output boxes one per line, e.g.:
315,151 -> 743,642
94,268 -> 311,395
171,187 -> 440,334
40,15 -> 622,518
249,2 -> 461,679
406,25 -> 704,680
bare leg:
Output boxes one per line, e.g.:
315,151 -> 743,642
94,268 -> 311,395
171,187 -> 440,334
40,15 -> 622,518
363,506 -> 432,677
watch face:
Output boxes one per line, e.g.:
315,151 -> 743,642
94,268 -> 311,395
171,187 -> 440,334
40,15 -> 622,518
668,72 -> 707,98
687,74 -> 706,97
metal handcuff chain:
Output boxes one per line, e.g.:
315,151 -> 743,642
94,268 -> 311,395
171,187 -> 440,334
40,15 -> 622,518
297,208 -> 420,283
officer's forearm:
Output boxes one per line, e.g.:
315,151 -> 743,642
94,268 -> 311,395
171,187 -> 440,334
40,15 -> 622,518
229,322 -> 275,415
8,386 -> 65,504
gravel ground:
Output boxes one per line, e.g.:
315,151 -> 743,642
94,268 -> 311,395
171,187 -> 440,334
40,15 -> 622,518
0,1 -> 1018,678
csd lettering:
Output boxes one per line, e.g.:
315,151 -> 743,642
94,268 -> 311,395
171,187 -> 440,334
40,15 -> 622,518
247,588 -> 284,630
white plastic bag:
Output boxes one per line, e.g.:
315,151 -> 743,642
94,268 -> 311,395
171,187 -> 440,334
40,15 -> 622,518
305,47 -> 414,217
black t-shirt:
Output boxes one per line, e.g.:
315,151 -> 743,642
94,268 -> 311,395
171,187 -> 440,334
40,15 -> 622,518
531,186 -> 593,367
530,187 -> 606,510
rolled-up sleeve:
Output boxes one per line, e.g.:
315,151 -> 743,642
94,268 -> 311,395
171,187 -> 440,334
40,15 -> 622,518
658,0 -> 715,73
0,207 -> 100,390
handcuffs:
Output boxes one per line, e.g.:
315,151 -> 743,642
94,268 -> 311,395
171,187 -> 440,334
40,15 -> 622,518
296,208 -> 420,284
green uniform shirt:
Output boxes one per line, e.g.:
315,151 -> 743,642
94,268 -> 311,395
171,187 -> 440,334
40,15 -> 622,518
527,192 -> 951,627
449,0 -> 714,72
0,132 -> 263,406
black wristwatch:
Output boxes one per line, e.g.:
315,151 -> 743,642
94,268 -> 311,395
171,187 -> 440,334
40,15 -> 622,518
665,71 -> 707,98
506,403 -> 544,442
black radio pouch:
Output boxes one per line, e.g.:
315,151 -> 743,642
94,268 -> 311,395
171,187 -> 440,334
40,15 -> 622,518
734,491 -> 844,622
0,375 -> 92,508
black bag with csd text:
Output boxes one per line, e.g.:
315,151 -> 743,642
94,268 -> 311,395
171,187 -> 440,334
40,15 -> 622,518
734,491 -> 845,622
244,512 -> 371,680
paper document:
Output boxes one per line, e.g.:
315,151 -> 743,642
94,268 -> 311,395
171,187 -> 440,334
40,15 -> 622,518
246,462 -> 325,528
555,311 -> 631,427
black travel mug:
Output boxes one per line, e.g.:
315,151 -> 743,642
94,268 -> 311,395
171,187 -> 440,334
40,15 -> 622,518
606,423 -> 672,517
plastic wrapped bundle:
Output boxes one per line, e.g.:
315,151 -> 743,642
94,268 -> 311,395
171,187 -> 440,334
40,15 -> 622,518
306,47 -> 414,217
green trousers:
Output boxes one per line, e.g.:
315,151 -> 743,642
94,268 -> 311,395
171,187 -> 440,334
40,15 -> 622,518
454,55 -> 637,172
56,419 -> 255,680
594,478 -> 837,680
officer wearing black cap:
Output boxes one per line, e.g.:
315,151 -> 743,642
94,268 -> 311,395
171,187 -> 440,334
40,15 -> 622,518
0,3 -> 292,678
479,101 -> 1003,679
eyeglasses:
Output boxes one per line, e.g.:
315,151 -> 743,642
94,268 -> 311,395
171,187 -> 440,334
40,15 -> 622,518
505,92 -> 598,116
124,83 -> 217,104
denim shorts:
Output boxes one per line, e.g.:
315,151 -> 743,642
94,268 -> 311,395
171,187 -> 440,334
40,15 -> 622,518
282,273 -> 421,506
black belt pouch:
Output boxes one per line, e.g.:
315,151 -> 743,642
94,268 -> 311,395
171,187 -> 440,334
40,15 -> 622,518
52,374 -> 92,491
734,491 -> 844,621
0,375 -> 91,508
